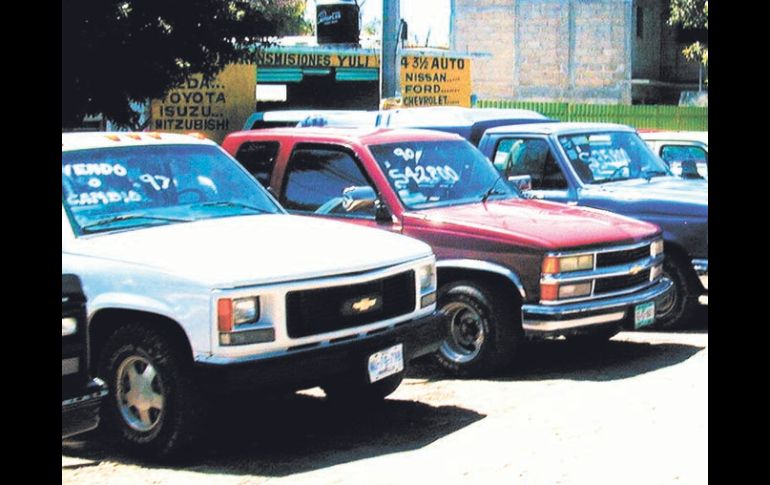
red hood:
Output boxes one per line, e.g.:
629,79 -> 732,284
404,199 -> 660,250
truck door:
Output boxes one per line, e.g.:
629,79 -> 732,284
278,143 -> 401,232
490,136 -> 574,204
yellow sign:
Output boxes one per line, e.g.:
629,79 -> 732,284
400,55 -> 471,108
150,64 -> 256,143
256,50 -> 379,69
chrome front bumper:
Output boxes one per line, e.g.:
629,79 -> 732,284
521,278 -> 673,336
692,259 -> 708,290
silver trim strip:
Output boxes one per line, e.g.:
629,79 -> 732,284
62,388 -> 108,407
523,277 -> 672,318
523,311 -> 626,332
544,239 -> 653,258
436,259 -> 527,299
692,259 -> 708,290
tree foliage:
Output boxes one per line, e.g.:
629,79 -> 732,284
668,0 -> 708,68
62,0 -> 309,128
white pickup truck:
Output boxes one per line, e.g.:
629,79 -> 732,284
61,132 -> 442,459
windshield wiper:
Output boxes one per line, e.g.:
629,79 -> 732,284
81,214 -> 190,233
194,201 -> 274,214
481,174 -> 507,203
641,170 -> 669,181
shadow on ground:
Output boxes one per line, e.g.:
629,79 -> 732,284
63,392 -> 485,476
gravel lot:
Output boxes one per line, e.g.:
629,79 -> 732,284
63,316 -> 707,485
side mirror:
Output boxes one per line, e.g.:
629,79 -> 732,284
507,175 -> 532,192
679,160 -> 703,179
342,186 -> 378,212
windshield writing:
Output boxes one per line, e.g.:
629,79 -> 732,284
370,140 -> 516,209
62,144 -> 280,234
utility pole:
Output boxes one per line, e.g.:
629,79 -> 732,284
381,0 -> 400,101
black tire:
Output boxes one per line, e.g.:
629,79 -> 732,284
653,255 -> 699,330
434,280 -> 520,377
97,323 -> 206,461
322,371 -> 404,405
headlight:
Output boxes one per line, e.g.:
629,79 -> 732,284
558,282 -> 592,299
542,254 -> 594,274
540,281 -> 592,301
650,239 -> 664,258
233,297 -> 260,326
417,263 -> 436,294
217,296 -> 260,332
417,262 -> 437,308
217,296 -> 272,346
62,317 -> 77,336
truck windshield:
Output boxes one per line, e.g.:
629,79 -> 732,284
369,139 -> 518,210
557,131 -> 671,184
62,144 -> 282,235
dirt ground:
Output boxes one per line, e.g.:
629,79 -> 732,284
63,316 -> 707,485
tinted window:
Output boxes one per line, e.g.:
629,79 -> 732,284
283,147 -> 376,217
235,141 -> 280,188
660,145 -> 707,163
494,138 -> 567,190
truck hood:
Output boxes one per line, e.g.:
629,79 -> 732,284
579,177 -> 708,217
64,214 -> 432,288
405,198 -> 660,250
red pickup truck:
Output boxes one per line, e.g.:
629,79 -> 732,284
222,128 -> 673,376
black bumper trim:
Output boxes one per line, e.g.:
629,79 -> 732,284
62,379 -> 107,439
195,312 -> 444,394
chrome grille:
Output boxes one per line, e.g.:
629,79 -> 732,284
541,240 -> 661,304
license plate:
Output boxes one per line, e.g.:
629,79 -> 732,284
634,302 -> 655,329
367,344 -> 404,383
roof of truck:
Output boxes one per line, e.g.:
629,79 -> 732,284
224,127 -> 465,146
62,132 -> 216,151
484,122 -> 636,136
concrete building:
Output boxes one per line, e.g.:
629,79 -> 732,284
450,0 -> 706,104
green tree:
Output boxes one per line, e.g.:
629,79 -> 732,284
62,0 -> 308,129
668,0 -> 708,69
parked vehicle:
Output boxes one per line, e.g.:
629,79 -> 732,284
222,127 -> 673,377
295,107 -> 556,146
243,110 -> 377,130
476,122 -> 707,329
374,107 -> 555,145
62,132 -> 443,458
640,130 -> 708,179
62,274 -> 107,439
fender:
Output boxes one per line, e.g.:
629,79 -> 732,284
87,292 -> 180,322
436,259 -> 526,299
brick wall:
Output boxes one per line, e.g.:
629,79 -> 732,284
452,0 -> 634,104
452,0 -> 516,97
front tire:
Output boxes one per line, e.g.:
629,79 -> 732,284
435,281 -> 520,377
97,323 -> 206,460
653,255 -> 699,330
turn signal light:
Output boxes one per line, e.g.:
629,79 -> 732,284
540,282 -> 559,301
542,256 -> 559,275
217,298 -> 233,332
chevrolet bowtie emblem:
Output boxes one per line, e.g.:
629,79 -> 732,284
352,297 -> 378,312
629,265 -> 643,275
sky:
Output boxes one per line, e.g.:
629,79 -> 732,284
305,0 -> 452,48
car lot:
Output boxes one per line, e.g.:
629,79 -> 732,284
63,311 -> 707,485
